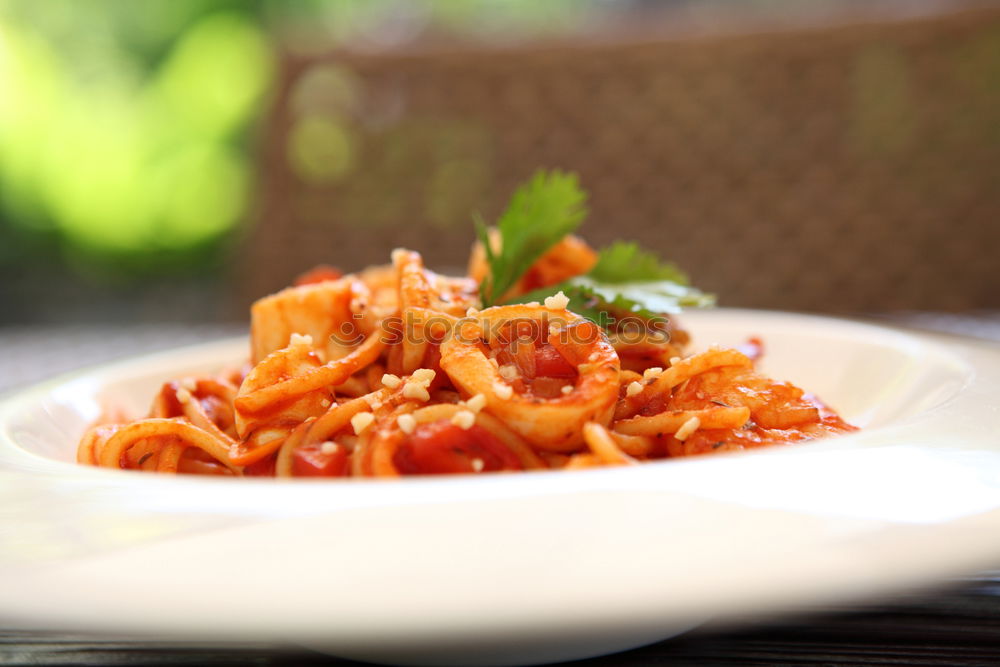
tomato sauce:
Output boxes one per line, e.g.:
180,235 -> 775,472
292,441 -> 350,477
393,420 -> 523,475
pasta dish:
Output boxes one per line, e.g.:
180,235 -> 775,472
78,171 -> 855,477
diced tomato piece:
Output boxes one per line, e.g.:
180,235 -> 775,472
393,421 -> 522,475
294,264 -> 342,286
292,442 -> 350,477
511,337 -> 536,380
534,344 -> 576,379
530,376 -> 571,399
547,320 -> 600,365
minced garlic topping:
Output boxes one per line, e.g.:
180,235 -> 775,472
451,410 -> 476,430
465,393 -> 487,412
289,332 -> 314,347
397,413 -> 416,434
350,411 -> 375,434
543,290 -> 570,310
493,382 -> 513,400
402,382 -> 431,402
411,368 -> 436,384
675,416 -> 701,441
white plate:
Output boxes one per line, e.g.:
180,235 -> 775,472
1,310 -> 999,666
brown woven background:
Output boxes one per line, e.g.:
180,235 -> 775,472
243,6 -> 1000,313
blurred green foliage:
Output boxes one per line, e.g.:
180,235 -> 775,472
0,0 -> 584,277
0,0 -> 273,274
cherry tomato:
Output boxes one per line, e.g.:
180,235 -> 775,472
393,421 -> 522,475
292,441 -> 349,477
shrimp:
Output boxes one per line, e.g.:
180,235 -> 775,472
440,304 -> 620,452
250,278 -> 375,365
670,363 -> 825,429
390,249 -> 479,375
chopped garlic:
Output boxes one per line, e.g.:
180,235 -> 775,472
465,393 -> 487,412
403,381 -> 431,402
493,382 -> 513,400
381,373 -> 402,389
350,411 -> 375,435
498,364 -> 519,381
411,368 -> 436,385
320,441 -> 338,455
320,398 -> 332,408
669,356 -> 682,365
363,394 -> 383,410
451,410 -> 476,430
561,385 -> 574,395
544,290 -> 570,310
675,416 -> 701,441
397,413 -> 416,434
289,332 -> 314,347
625,381 -> 643,397
643,367 -> 664,380
471,458 -> 485,472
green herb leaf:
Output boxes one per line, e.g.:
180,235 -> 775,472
476,170 -> 588,306
513,242 -> 715,329
588,241 -> 691,285
571,275 -> 714,317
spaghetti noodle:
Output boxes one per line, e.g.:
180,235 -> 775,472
77,234 -> 856,477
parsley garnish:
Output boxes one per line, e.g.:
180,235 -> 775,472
476,172 -> 714,330
514,242 -> 715,328
588,241 -> 690,285
476,170 -> 587,306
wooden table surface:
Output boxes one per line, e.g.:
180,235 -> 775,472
2,315 -> 999,666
